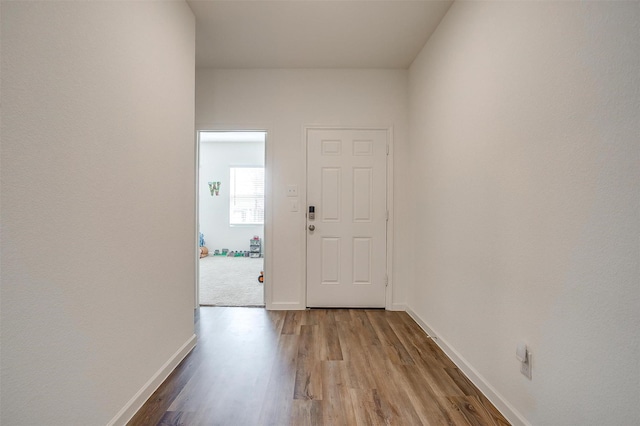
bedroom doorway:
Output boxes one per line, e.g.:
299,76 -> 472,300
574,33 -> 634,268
198,131 -> 266,306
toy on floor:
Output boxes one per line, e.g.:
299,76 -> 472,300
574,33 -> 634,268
199,232 -> 208,258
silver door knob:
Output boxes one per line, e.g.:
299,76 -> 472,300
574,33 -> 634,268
308,225 -> 315,231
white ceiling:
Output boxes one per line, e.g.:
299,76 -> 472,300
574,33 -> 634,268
187,0 -> 453,69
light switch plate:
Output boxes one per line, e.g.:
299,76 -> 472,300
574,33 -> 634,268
290,199 -> 299,212
286,185 -> 298,197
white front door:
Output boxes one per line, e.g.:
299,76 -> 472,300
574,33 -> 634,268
306,128 -> 388,308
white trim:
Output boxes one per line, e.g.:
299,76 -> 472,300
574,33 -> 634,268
302,125 -> 394,309
269,301 -> 306,310
301,125 -> 310,308
385,127 -> 395,311
388,302 -> 407,312
195,124 -> 273,310
194,130 -> 201,309
107,334 -> 197,426
405,308 -> 530,426
263,129 -> 274,309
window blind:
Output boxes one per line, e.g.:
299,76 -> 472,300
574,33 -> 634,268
229,167 -> 264,225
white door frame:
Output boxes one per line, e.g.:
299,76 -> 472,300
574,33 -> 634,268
302,125 -> 394,310
194,125 -> 273,309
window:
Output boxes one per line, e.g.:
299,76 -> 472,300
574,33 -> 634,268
229,167 -> 264,225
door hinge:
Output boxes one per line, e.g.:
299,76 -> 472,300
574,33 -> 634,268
386,210 -> 389,221
385,274 -> 389,287
386,144 -> 390,155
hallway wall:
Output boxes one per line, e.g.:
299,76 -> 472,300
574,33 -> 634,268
1,2 -> 196,424
196,69 -> 410,309
407,1 -> 640,424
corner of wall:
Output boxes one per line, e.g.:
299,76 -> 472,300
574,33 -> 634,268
107,335 -> 197,426
405,307 -> 529,426
389,303 -> 407,312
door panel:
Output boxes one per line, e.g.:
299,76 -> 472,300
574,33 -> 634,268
306,129 -> 387,308
353,168 -> 372,222
321,237 -> 341,284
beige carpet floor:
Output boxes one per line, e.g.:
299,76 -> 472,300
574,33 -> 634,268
199,256 -> 264,306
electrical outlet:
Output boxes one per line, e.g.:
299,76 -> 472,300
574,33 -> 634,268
520,352 -> 532,380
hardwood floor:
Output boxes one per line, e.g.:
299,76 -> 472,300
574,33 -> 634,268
128,308 -> 510,426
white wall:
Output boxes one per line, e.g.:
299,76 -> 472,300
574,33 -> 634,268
1,1 -> 196,425
196,69 -> 409,309
408,1 -> 639,425
199,140 -> 264,251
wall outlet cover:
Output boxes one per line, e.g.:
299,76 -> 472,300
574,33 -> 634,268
521,353 -> 532,380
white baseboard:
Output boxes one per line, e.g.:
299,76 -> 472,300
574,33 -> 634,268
267,301 -> 306,310
405,308 -> 529,426
267,302 -> 406,311
107,334 -> 197,426
388,302 -> 407,311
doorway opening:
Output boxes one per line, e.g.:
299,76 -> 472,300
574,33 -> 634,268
198,131 -> 266,307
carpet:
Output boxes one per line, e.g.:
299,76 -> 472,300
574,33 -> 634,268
199,256 -> 264,306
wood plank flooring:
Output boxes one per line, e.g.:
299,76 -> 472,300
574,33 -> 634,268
128,308 -> 510,426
